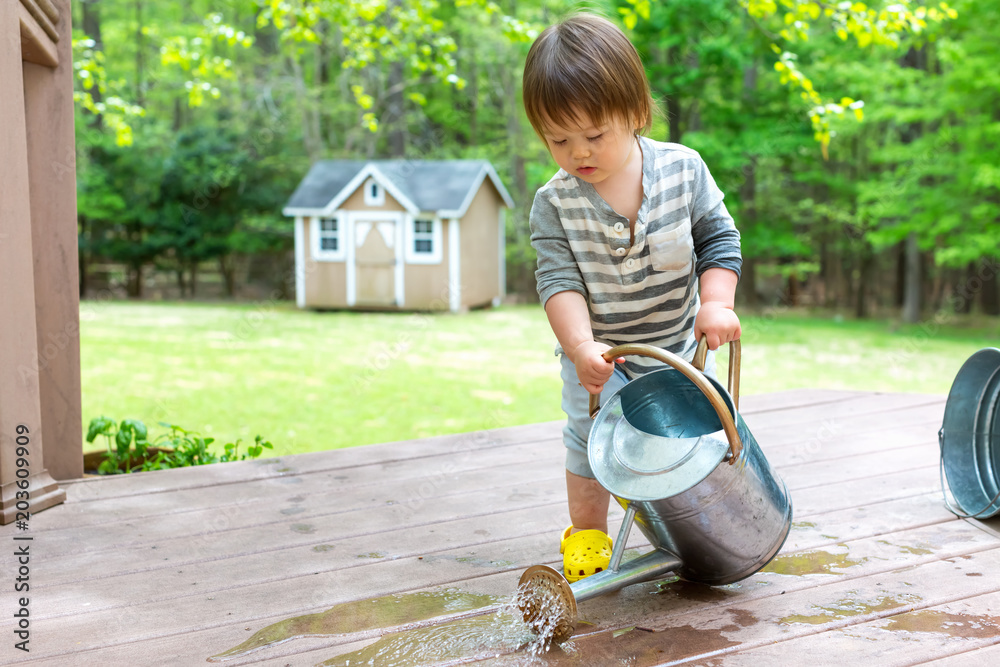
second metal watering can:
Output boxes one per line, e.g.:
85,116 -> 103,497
518,339 -> 792,642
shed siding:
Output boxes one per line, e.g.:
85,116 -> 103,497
302,217 -> 348,308
403,227 -> 451,310
459,181 -> 503,308
340,184 -> 406,212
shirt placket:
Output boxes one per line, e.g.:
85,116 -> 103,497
608,217 -> 630,263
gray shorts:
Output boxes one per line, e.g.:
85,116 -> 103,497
560,349 -> 717,479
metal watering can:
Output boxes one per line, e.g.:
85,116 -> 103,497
939,347 -> 1000,519
518,339 -> 792,642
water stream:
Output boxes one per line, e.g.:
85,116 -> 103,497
209,583 -> 572,665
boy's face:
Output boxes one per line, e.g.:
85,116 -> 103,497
540,111 -> 638,185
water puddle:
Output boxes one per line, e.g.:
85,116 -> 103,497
317,608 -> 538,666
321,618 -> 749,667
210,582 -> 578,664
780,592 -> 922,625
761,548 -> 866,576
652,577 -> 742,603
209,588 -> 504,662
875,539 -> 933,556
882,609 -> 1000,637
210,575 -> 760,666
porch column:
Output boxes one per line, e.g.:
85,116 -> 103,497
0,0 -> 69,524
24,0 -> 83,482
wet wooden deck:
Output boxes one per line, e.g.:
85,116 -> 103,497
4,389 -> 1000,666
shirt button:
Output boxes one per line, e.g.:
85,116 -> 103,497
615,247 -> 627,256
613,222 -> 625,233
625,258 -> 636,269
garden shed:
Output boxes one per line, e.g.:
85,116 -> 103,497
283,159 -> 514,312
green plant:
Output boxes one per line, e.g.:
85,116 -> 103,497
85,417 -> 273,474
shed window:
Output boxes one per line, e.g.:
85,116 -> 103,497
405,216 -> 442,264
313,216 -> 345,261
363,177 -> 385,206
414,219 -> 434,254
319,217 -> 339,251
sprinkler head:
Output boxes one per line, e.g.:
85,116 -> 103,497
516,565 -> 577,644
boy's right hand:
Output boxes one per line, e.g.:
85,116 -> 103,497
569,340 -> 624,394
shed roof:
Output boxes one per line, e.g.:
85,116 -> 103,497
282,159 -> 514,218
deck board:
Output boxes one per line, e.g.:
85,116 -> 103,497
3,389 -> 998,666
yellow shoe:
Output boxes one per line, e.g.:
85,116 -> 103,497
560,525 -> 612,582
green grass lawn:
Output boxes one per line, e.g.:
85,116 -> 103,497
80,300 -> 999,457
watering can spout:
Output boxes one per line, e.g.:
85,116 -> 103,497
517,548 -> 682,644
517,506 -> 681,642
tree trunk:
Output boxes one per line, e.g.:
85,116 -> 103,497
385,0 -> 406,157
666,44 -> 682,143
685,52 -> 701,133
468,38 -> 478,146
740,257 -> 758,308
290,53 -> 320,161
894,241 -> 906,307
739,62 -> 758,308
387,60 -> 405,157
219,256 -> 237,297
897,46 -> 927,322
954,264 -> 974,314
787,271 -> 799,307
134,0 -> 144,107
982,262 -> 1000,315
81,1 -> 104,129
189,262 -> 199,297
855,246 -> 873,318
78,217 -> 89,297
738,158 -> 758,307
902,232 -> 921,323
127,264 -> 143,298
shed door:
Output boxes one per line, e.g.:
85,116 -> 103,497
354,219 -> 397,306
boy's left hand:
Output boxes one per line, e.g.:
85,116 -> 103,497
694,302 -> 741,350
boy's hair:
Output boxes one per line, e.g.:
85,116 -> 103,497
523,13 -> 654,139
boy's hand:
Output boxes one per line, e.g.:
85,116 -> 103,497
695,302 -> 741,350
569,340 -> 623,394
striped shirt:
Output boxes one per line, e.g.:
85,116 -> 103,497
530,136 -> 742,377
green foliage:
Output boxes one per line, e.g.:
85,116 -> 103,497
71,0 -> 998,318
73,37 -> 145,146
832,0 -> 999,268
85,417 -> 273,474
739,0 -> 957,153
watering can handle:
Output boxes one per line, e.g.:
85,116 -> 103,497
588,338 -> 743,464
692,337 -> 741,412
